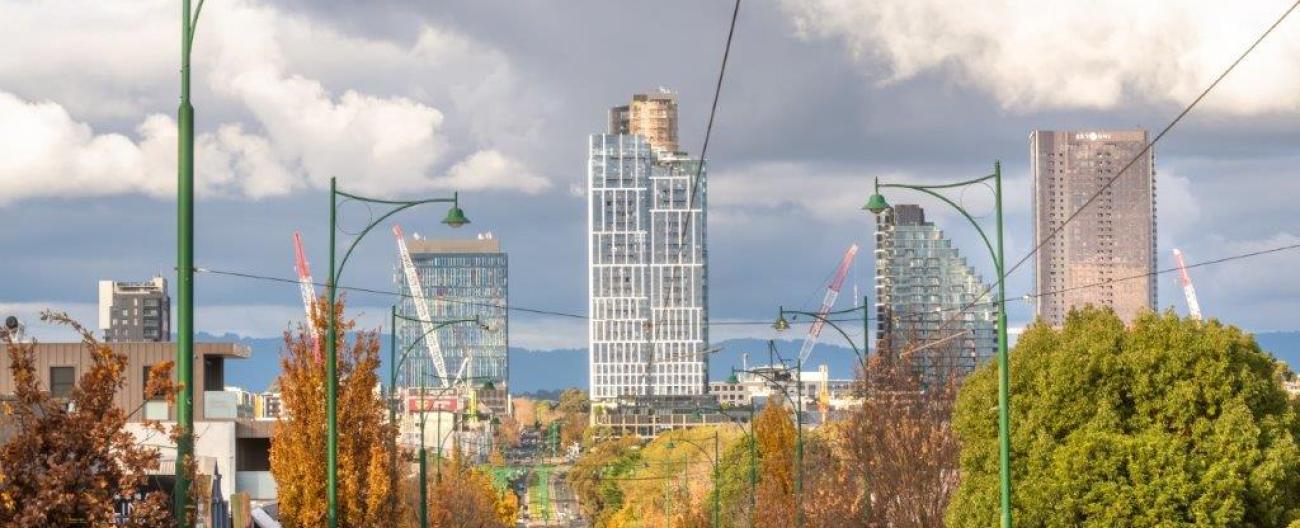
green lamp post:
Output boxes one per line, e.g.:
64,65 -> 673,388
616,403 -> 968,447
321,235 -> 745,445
864,162 -> 1011,528
325,179 -> 468,527
174,0 -> 208,524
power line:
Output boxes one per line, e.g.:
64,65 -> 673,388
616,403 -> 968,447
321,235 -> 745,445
195,266 -> 864,326
887,241 -> 1300,323
931,0 -> 1300,323
678,0 -> 742,244
196,241 -> 1298,332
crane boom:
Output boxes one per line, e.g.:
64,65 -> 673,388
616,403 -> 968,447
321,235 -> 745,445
292,231 -> 321,361
798,244 -> 860,363
394,225 -> 451,387
1172,248 -> 1203,321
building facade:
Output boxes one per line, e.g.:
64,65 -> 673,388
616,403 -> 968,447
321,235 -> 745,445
395,236 -> 509,414
588,91 -> 708,403
1031,129 -> 1156,326
874,204 -> 997,378
98,276 -> 170,342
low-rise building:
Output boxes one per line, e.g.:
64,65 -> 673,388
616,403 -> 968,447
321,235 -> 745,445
0,341 -> 277,507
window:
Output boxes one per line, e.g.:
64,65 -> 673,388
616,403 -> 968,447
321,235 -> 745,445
50,366 -> 75,398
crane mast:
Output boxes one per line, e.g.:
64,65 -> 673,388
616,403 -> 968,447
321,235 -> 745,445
292,231 -> 321,361
1172,248 -> 1203,321
394,225 -> 451,388
798,244 -> 859,364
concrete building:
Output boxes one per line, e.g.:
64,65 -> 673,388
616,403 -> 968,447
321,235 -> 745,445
98,276 -> 170,342
588,91 -> 708,405
608,89 -> 679,154
875,204 -> 998,379
708,364 -> 857,411
0,341 -> 278,505
1031,129 -> 1156,326
395,235 -> 509,414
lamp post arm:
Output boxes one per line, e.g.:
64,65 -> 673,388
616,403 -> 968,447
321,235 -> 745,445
779,309 -> 862,361
672,437 -> 717,467
392,317 -> 481,380
879,183 -> 998,267
335,191 -> 458,207
335,201 -> 424,278
880,172 -> 996,191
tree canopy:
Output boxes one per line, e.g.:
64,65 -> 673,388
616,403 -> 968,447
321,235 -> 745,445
949,307 -> 1300,527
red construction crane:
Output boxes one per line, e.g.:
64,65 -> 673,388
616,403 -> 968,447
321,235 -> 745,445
1172,248 -> 1203,321
798,243 -> 859,364
293,231 -> 321,361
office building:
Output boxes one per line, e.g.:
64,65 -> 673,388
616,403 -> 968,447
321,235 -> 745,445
608,89 -> 680,154
395,235 -> 508,414
98,276 -> 170,342
874,204 -> 997,378
588,90 -> 708,404
1031,129 -> 1156,326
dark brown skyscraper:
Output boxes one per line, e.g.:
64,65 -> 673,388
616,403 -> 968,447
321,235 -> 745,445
1031,129 -> 1156,326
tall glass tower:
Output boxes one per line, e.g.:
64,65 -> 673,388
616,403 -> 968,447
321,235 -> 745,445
874,204 -> 996,379
395,236 -> 508,413
588,92 -> 708,402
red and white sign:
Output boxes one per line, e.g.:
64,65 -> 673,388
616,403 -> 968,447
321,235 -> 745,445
407,396 -> 459,413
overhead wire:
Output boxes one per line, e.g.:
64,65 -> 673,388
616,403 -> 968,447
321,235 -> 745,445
898,0 -> 1300,325
198,241 -> 1298,331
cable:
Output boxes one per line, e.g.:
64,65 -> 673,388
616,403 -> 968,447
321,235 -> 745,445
915,0 -> 1300,324
195,266 -> 866,326
198,241 -> 1298,333
677,0 -> 742,244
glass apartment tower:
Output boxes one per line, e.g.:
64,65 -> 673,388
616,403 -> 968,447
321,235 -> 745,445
1031,129 -> 1156,326
588,94 -> 708,402
874,204 -> 996,378
395,236 -> 508,413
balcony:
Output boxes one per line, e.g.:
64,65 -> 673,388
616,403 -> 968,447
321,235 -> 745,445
235,471 -> 277,501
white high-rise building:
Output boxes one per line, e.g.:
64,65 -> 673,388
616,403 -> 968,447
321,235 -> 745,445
588,92 -> 708,402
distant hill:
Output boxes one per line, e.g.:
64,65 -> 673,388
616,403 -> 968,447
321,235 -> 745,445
204,331 -> 1300,393
202,332 -> 861,393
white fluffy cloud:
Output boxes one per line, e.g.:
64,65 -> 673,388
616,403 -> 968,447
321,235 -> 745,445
0,0 -> 549,204
780,0 -> 1300,112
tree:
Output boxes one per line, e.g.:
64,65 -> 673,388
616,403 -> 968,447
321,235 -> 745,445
754,400 -> 797,528
0,312 -> 175,527
423,444 -> 513,528
831,351 -> 960,528
949,307 -> 1300,527
270,298 -> 400,527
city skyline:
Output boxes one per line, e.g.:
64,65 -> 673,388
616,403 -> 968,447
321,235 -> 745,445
3,0 -> 1300,352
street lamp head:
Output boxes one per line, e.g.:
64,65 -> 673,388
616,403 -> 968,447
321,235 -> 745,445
863,177 -> 890,214
772,312 -> 791,332
441,204 -> 470,228
480,380 -> 496,391
863,192 -> 890,215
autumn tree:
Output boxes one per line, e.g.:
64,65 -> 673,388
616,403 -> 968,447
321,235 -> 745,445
753,400 -> 798,528
270,298 -> 400,526
423,444 -> 514,528
0,311 -> 176,527
950,308 -> 1300,527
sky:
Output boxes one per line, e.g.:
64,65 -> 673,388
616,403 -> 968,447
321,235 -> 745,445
3,0 -> 1300,350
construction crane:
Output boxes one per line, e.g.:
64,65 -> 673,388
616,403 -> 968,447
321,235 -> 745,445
292,231 -> 321,361
798,244 -> 860,364
1172,248 -> 1203,321
393,224 -> 452,388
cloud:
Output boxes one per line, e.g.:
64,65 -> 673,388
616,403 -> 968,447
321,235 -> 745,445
0,0 -> 549,204
779,0 -> 1300,112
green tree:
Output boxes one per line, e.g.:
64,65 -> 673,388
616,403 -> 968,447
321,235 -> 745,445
949,307 -> 1300,527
